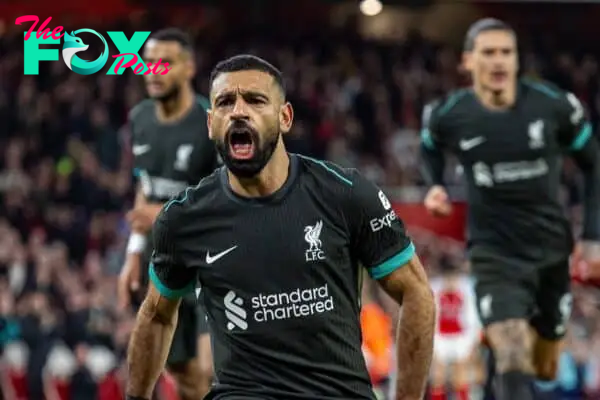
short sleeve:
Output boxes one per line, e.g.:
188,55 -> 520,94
420,100 -> 444,151
556,91 -> 593,151
149,207 -> 198,299
348,172 -> 415,280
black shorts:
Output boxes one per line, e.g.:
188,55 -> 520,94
167,297 -> 210,365
470,246 -> 572,340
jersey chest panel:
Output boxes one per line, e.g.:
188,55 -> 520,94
153,124 -> 211,180
190,192 -> 353,331
197,203 -> 349,290
445,100 -> 563,190
450,104 -> 561,166
133,115 -> 214,199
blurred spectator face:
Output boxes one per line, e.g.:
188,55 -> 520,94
31,292 -> 49,314
556,53 -> 574,71
35,93 -> 52,120
50,243 -> 69,269
208,69 -> 293,178
5,139 -> 24,170
84,251 -> 102,280
17,79 -> 35,105
79,150 -> 100,177
28,228 -> 46,255
142,39 -> 194,100
0,291 -> 15,315
91,104 -> 109,127
36,158 -> 55,189
75,343 -> 88,365
463,29 -> 518,93
68,291 -> 88,312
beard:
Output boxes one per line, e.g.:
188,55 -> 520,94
149,82 -> 180,101
215,121 -> 280,179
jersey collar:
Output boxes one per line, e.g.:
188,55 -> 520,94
219,153 -> 299,206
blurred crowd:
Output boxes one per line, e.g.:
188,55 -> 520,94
1,11 -> 600,400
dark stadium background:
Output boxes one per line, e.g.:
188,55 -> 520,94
0,0 -> 599,399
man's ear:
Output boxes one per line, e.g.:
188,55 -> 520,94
279,102 -> 294,134
206,109 -> 214,140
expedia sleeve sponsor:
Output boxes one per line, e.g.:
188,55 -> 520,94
347,171 -> 414,279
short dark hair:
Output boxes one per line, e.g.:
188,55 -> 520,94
463,18 -> 515,51
149,28 -> 193,52
209,54 -> 286,98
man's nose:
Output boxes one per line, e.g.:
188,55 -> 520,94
231,98 -> 249,120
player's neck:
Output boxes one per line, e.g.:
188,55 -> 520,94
228,145 -> 290,198
155,85 -> 195,122
473,82 -> 516,110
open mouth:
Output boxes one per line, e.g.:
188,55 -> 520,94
228,130 -> 255,160
147,81 -> 163,91
491,71 -> 507,83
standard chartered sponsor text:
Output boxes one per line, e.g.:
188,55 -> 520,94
251,284 -> 334,322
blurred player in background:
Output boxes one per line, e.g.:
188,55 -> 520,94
117,28 -> 219,399
360,278 -> 393,399
421,18 -> 600,400
429,256 -> 480,400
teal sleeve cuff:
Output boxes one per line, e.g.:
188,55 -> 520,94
368,242 -> 416,280
570,122 -> 592,151
149,263 -> 196,299
420,129 -> 436,150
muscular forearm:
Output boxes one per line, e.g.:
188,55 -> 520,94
135,184 -> 148,207
127,300 -> 179,398
420,143 -> 446,187
134,185 -> 163,216
129,186 -> 164,236
395,287 -> 435,400
129,187 -> 149,248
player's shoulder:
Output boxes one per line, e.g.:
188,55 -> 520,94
520,78 -> 570,103
191,94 -> 210,123
296,154 -> 356,190
195,94 -> 210,112
424,88 -> 472,121
128,98 -> 154,123
158,168 -> 222,221
295,154 -> 385,210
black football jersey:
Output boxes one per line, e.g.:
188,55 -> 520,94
149,154 -> 415,400
421,79 -> 593,260
130,95 -> 218,203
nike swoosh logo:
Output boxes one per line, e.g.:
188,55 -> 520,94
206,246 -> 238,264
132,144 -> 151,155
459,137 -> 485,151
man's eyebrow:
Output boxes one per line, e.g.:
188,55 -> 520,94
214,90 -> 270,100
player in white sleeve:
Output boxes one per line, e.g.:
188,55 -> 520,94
430,257 -> 481,400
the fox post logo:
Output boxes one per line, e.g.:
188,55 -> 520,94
16,15 -> 171,76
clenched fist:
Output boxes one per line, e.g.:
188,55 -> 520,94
424,185 -> 452,217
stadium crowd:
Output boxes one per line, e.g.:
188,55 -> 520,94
0,10 -> 600,400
